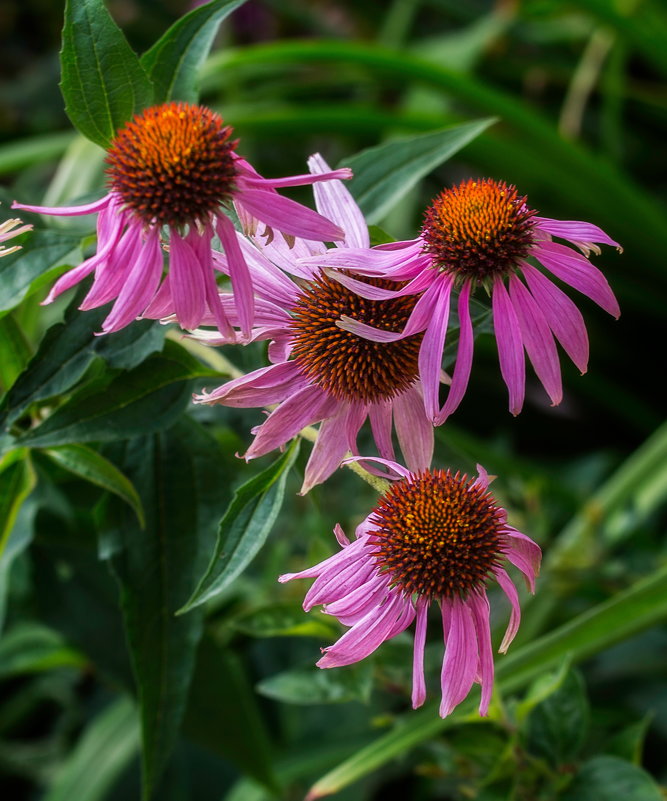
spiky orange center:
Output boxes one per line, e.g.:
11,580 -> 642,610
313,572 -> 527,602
106,102 -> 238,228
370,469 -> 506,599
289,272 -> 423,404
421,178 -> 536,281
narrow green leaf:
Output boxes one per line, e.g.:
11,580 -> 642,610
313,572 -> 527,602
341,119 -> 495,222
0,131 -> 74,176
0,315 -> 32,392
17,340 -> 214,448
306,563 -> 667,798
561,755 -> 663,801
43,697 -> 140,801
0,229 -> 82,316
0,622 -> 85,679
0,450 -> 36,557
44,444 -> 144,527
257,661 -> 372,706
179,439 -> 300,613
0,494 -> 37,631
141,0 -> 247,104
107,418 -> 232,798
60,0 -> 153,148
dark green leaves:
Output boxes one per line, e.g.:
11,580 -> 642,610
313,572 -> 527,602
0,450 -> 36,556
341,118 -> 496,222
563,756 -> 663,801
180,439 -> 300,613
60,0 -> 153,148
141,0 -> 248,104
257,662 -> 373,706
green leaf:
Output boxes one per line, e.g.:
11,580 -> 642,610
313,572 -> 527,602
141,0 -> 247,104
0,622 -> 85,679
606,716 -> 653,765
17,340 -> 214,448
107,418 -> 232,798
0,494 -> 37,631
0,315 -> 32,392
561,755 -> 663,801
43,697 -> 140,801
257,661 -> 373,706
0,449 -> 36,557
183,634 -> 277,792
341,119 -> 495,223
0,131 -> 74,176
231,602 -> 339,640
60,0 -> 153,148
0,229 -> 82,317
1,298 -> 164,429
44,444 -> 144,527
179,439 -> 300,614
524,670 -> 589,766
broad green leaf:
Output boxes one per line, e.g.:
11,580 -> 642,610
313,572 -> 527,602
341,119 -> 495,222
524,670 -> 589,766
141,0 -> 247,104
561,755 -> 663,801
60,0 -> 153,148
0,622 -> 85,679
17,340 -> 214,448
179,439 -> 300,614
257,661 -> 372,706
183,634 -> 277,792
107,418 -> 232,798
1,301 -> 164,430
0,229 -> 82,316
231,602 -> 339,640
306,563 -> 667,798
606,716 -> 653,765
0,449 -> 36,557
43,697 -> 140,801
44,444 -> 144,527
0,315 -> 32,392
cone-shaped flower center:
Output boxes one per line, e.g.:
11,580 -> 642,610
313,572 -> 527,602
106,102 -> 238,229
289,272 -> 423,403
370,469 -> 506,599
421,178 -> 536,280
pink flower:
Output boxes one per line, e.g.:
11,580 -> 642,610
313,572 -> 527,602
13,102 -> 350,338
306,179 -> 621,421
0,214 -> 32,258
280,459 -> 541,717
193,155 -> 434,494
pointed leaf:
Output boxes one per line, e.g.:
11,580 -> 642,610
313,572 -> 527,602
257,661 -> 373,705
141,0 -> 247,104
562,756 -> 663,801
0,622 -> 85,679
0,449 -> 36,557
44,444 -> 144,526
0,315 -> 32,392
340,118 -> 496,222
180,438 -> 300,613
60,0 -> 153,148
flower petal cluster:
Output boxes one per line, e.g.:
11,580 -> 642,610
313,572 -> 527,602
13,102 -> 350,339
280,460 -> 541,717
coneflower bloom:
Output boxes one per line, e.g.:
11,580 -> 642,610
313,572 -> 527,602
0,214 -> 32,258
308,179 -> 621,421
280,460 -> 541,717
12,102 -> 350,338
194,155 -> 433,493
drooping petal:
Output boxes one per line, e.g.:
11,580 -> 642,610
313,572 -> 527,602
325,266 -> 434,301
521,263 -> 589,373
278,533 -> 370,585
12,193 -> 112,217
341,455 -> 412,480
368,400 -> 395,462
436,279 -> 474,424
240,165 -> 352,189
393,384 -> 434,472
493,567 -> 522,654
168,231 -> 207,330
195,360 -> 306,407
533,240 -> 620,318
300,402 -> 359,494
412,598 -> 429,709
503,527 -> 542,592
533,217 -> 621,249
491,277 -> 525,415
300,239 -> 427,279
509,274 -> 563,406
325,574 -> 392,626
308,153 -> 369,249
216,214 -> 254,337
468,592 -> 494,716
420,277 -> 453,421
439,595 -> 478,717
79,223 -> 144,310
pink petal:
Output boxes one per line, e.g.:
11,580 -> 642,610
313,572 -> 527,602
436,279 -> 474,423
412,598 -> 429,709
308,153 -> 369,249
279,533 -> 369,585
420,277 -> 453,421
439,595 -> 477,717
468,592 -> 494,716
342,455 -> 411,479
509,275 -> 562,406
168,231 -> 207,330
325,266 -> 433,301
369,400 -> 395,462
325,574 -> 392,625
300,239 -> 427,279
216,214 -> 254,337
521,263 -> 589,374
300,402 -> 358,494
79,224 -> 143,310
194,361 -> 305,407
491,278 -> 525,415
493,567 -> 522,654
241,165 -> 352,189
533,216 -> 621,249
532,241 -> 620,318
393,383 -> 434,472
503,527 -> 542,592
13,193 -> 112,217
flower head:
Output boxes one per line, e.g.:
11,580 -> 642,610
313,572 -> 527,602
13,102 -> 351,338
194,155 -> 434,493
0,214 -> 32,258
307,178 -> 620,422
280,460 -> 541,717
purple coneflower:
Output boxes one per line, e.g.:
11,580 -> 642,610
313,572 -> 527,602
193,156 -> 433,494
308,178 -> 621,421
280,459 -> 541,717
13,102 -> 349,338
0,214 -> 32,258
